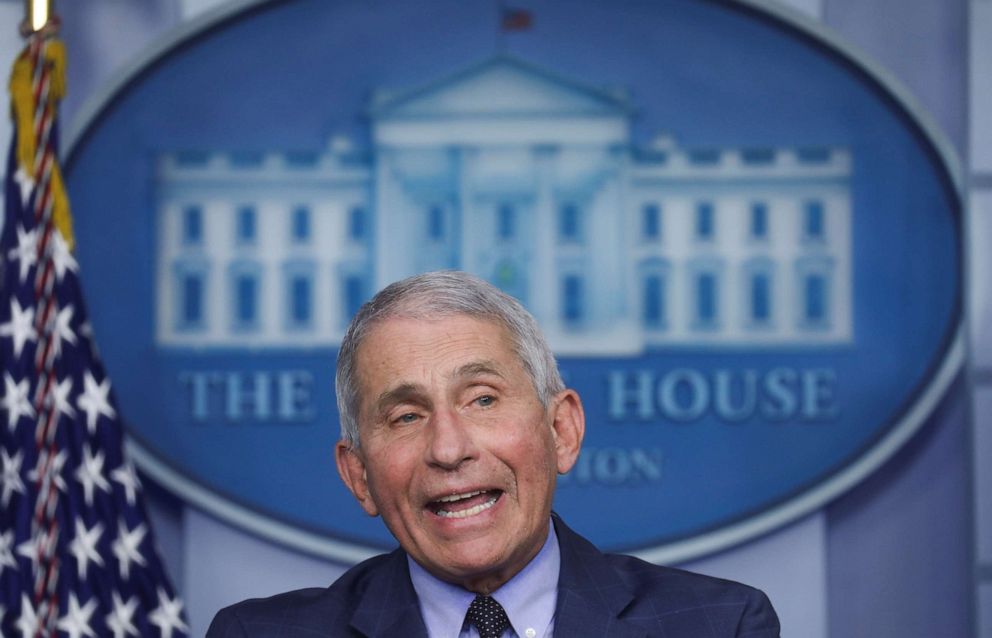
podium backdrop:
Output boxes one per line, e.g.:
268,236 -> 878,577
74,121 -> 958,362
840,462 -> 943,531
0,0 -> 985,636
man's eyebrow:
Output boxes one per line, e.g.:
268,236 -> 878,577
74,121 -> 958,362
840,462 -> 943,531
373,383 -> 426,416
454,361 -> 505,380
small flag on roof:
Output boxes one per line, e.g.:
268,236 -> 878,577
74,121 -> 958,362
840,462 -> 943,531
501,7 -> 534,31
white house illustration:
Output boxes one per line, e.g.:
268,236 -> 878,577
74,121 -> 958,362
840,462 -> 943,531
155,56 -> 852,354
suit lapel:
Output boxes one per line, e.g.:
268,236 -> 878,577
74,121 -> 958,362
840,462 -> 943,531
345,519 -> 646,637
349,549 -> 429,638
552,516 -> 648,638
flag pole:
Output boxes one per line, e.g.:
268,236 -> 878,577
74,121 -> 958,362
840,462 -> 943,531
10,1 -> 72,634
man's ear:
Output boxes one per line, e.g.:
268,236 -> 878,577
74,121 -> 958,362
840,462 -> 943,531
549,389 -> 585,475
335,440 -> 379,517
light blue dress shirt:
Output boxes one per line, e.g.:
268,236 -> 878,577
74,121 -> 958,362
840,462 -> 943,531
408,520 -> 560,638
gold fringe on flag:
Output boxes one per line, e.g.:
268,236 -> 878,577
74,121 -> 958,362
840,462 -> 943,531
8,37 -> 75,250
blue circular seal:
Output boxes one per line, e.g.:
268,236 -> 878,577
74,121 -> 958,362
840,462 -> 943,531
65,0 -> 962,562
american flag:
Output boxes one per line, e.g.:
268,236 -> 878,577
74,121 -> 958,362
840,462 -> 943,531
0,25 -> 188,638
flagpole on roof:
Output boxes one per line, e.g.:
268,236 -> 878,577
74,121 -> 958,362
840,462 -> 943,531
496,0 -> 506,54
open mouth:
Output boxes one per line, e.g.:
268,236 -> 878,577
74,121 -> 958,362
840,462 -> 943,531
427,489 -> 503,519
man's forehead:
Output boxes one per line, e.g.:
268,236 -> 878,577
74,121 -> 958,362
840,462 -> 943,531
361,314 -> 513,351
354,314 -> 518,379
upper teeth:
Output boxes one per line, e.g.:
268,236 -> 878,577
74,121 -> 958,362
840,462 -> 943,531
437,490 -> 485,503
436,493 -> 499,519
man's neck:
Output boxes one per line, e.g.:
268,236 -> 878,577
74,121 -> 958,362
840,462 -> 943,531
408,520 -> 560,638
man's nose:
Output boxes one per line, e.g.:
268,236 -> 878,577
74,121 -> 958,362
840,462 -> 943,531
424,407 -> 477,470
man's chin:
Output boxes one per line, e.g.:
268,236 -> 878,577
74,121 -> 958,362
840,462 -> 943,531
421,551 -> 514,594
410,525 -> 547,593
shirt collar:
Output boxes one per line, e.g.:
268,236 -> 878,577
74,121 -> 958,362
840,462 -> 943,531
408,520 -> 560,638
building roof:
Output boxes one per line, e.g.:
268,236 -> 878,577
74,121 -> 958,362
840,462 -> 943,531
369,55 -> 634,121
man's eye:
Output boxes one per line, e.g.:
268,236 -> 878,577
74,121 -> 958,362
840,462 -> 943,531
475,395 -> 496,408
395,413 -> 419,425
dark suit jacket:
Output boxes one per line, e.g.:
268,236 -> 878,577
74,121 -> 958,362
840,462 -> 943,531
207,516 -> 780,637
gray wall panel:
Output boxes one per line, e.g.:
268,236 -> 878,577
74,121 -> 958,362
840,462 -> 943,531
824,0 -> 968,156
827,381 -> 972,637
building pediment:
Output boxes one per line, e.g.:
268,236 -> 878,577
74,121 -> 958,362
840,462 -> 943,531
370,55 -> 632,121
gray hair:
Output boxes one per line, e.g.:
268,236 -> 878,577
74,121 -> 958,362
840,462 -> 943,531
335,270 -> 564,446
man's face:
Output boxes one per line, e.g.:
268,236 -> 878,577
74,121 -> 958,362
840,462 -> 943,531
335,315 -> 584,593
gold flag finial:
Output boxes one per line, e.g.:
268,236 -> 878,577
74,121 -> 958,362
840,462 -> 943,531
21,0 -> 59,37
11,0 -> 74,249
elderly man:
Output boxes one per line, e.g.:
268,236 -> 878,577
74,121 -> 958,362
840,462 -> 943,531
208,271 -> 780,637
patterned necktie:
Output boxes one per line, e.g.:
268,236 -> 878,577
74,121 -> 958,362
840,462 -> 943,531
466,594 -> 511,638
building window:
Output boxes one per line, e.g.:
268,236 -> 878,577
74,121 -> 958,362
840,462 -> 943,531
750,272 -> 771,323
695,202 -> 715,240
803,200 -> 825,240
237,275 -> 257,326
639,260 -> 670,330
182,274 -> 204,326
804,273 -> 827,324
750,203 -> 768,239
235,205 -> 256,244
182,205 -> 203,245
173,261 -> 209,332
642,274 -> 666,328
348,206 -> 366,241
795,257 -> 833,330
283,262 -> 315,330
289,275 -> 312,326
742,148 -> 775,165
562,275 -> 584,325
559,203 -> 581,242
292,206 -> 311,243
695,272 -> 718,327
428,205 -> 445,240
642,203 -> 661,241
342,274 -> 365,325
227,263 -> 262,331
497,203 -> 515,240
743,258 -> 775,329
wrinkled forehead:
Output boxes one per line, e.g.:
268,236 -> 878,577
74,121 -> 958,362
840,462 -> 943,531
352,313 -> 526,400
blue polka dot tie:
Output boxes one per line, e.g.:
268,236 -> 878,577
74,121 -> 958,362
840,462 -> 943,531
466,595 -> 510,638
